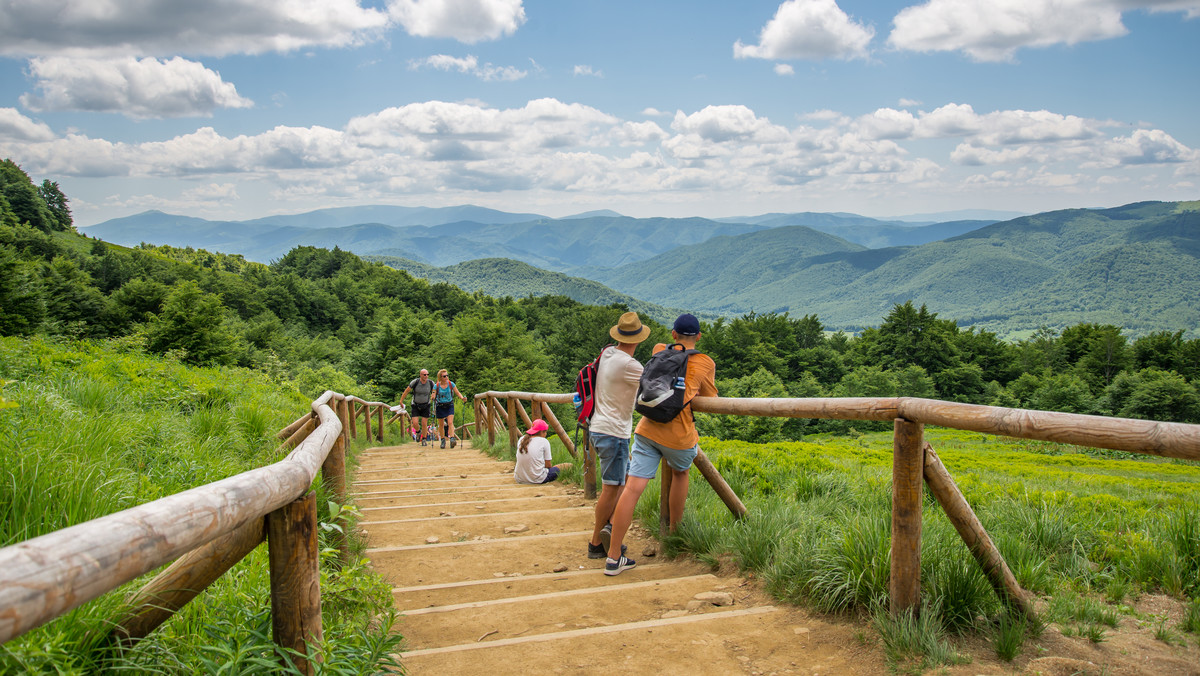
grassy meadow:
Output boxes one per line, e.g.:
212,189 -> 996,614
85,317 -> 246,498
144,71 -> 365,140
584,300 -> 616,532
477,420 -> 1200,672
0,335 -> 400,674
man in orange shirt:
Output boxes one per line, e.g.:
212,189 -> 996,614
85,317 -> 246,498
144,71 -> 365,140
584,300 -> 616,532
603,313 -> 716,576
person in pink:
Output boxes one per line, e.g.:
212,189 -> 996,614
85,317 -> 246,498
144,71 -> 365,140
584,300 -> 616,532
513,419 -> 574,484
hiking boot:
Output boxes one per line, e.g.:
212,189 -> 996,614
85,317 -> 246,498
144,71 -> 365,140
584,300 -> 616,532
450,437 -> 457,448
440,437 -> 447,449
599,522 -> 612,553
604,555 -> 636,576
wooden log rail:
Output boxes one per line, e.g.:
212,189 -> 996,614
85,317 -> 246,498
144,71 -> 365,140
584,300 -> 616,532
475,390 -> 1200,618
0,390 -> 396,674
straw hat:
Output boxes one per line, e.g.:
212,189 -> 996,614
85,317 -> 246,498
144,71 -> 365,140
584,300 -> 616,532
609,312 -> 651,344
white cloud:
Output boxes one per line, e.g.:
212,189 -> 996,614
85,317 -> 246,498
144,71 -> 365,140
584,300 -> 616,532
734,0 -> 874,61
19,56 -> 253,119
573,65 -> 603,77
0,107 -> 55,141
642,108 -> 669,117
0,0 -> 389,58
887,0 -> 1200,62
6,97 -> 1193,222
774,63 -> 795,75
1102,129 -> 1198,165
389,0 -> 526,44
854,108 -> 918,140
409,54 -> 526,81
898,98 -> 921,107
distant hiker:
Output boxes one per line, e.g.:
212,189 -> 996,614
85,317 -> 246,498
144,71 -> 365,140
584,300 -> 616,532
433,369 -> 467,448
586,312 -> 649,561
399,369 -> 435,446
604,313 -> 716,576
514,419 -> 573,484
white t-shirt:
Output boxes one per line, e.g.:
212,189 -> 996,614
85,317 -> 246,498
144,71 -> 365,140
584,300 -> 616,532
588,346 -> 644,439
514,436 -> 553,484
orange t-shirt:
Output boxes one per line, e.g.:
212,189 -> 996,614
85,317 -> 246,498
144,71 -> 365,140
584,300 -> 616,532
634,343 -> 717,450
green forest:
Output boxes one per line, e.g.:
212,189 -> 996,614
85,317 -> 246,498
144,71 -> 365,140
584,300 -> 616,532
4,158 -> 1200,431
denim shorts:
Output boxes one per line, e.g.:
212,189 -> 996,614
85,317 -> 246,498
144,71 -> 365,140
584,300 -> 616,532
541,466 -> 561,483
435,402 -> 454,419
628,434 -> 698,479
589,432 -> 630,486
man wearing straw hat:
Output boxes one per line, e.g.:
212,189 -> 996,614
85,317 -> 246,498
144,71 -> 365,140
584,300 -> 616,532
586,312 -> 650,560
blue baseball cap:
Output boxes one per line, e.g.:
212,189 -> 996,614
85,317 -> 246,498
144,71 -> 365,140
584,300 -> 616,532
673,313 -> 701,336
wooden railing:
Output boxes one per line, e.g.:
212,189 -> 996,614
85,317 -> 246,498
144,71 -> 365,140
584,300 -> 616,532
0,391 -> 395,674
474,391 -> 1200,619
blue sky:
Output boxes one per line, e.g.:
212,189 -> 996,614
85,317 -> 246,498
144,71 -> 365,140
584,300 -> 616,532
1,0 -> 1197,227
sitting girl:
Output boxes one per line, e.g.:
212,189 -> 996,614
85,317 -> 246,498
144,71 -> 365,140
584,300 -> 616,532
514,419 -> 573,484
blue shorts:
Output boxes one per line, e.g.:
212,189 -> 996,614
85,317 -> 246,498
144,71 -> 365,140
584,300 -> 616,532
589,432 -> 630,486
541,466 -> 561,483
435,402 -> 454,419
629,434 -> 698,479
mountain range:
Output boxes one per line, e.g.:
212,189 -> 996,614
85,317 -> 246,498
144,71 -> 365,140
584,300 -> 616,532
84,201 -> 1200,337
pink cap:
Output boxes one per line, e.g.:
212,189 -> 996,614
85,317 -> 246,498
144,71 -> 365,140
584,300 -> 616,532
524,419 -> 549,435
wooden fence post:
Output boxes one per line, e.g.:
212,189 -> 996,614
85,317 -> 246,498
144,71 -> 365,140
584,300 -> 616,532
110,519 -> 266,647
582,430 -> 596,500
507,396 -> 519,450
322,436 -> 349,563
348,401 -> 358,440
923,443 -> 1036,619
515,398 -> 533,429
474,398 -> 483,438
278,417 -> 317,452
540,402 -> 576,458
487,396 -> 497,447
891,418 -> 924,615
267,491 -> 322,675
362,404 -> 373,442
338,398 -> 350,447
376,405 -> 384,442
693,450 -> 746,518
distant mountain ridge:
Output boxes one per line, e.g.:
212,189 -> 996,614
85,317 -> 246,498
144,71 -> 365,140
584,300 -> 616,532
595,200 -> 1200,336
82,200 -> 1200,337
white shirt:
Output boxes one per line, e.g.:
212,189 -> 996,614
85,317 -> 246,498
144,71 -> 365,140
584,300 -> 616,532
588,346 -> 644,439
514,436 -> 553,484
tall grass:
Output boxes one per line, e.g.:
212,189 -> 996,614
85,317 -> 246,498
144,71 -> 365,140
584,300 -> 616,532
0,335 -> 400,674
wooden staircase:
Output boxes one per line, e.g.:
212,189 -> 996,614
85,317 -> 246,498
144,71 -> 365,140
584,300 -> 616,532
354,441 -> 881,675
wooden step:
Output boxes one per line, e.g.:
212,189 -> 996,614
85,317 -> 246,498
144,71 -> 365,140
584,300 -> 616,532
361,494 -> 581,519
366,528 -> 663,587
391,563 -> 701,608
361,506 -> 594,547
396,573 -> 740,649
399,606 -> 784,675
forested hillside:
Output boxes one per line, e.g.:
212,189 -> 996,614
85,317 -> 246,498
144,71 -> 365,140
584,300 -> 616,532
5,160 -> 1200,432
598,201 -> 1200,336
364,255 -> 683,323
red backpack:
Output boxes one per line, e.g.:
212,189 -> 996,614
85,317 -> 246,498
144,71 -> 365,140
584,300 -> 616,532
573,345 -> 611,426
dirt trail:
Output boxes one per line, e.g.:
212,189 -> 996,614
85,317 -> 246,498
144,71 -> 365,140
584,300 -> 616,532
355,441 -> 1200,675
355,440 -> 886,675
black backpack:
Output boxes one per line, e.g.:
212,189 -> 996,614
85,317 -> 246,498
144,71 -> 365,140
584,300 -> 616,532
635,344 -> 699,423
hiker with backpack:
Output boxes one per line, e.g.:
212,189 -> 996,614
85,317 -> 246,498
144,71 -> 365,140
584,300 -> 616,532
583,312 -> 650,561
603,313 -> 717,576
433,368 -> 467,448
399,369 -> 435,446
